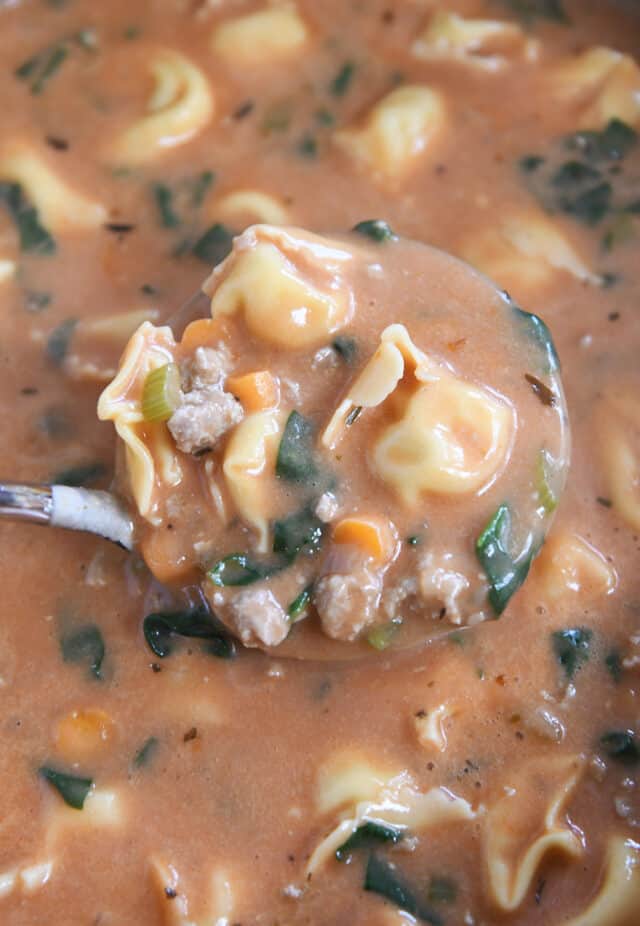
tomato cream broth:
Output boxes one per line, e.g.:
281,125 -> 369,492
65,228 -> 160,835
0,0 -> 639,924
99,224 -> 569,659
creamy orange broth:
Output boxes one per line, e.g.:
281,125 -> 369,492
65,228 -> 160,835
0,1 -> 639,924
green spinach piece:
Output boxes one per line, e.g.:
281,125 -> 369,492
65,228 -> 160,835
273,505 -> 324,560
143,606 -> 236,659
336,822 -> 403,861
297,134 -> 318,158
61,624 -> 105,680
153,183 -> 181,228
551,627 -> 592,679
330,61 -> 356,97
133,736 -> 159,768
476,504 -> 535,616
600,730 -> 640,764
519,154 -> 545,172
364,854 -> 443,926
497,0 -> 569,24
332,335 -> 357,362
0,182 -> 56,254
39,766 -> 92,809
276,411 -> 318,483
53,462 -> 107,487
25,290 -> 52,312
47,318 -> 77,365
566,119 -> 637,163
208,554 -> 277,588
428,876 -> 458,905
287,583 -> 314,621
192,223 -> 234,265
352,219 -> 397,242
605,649 -> 623,683
16,42 -> 69,94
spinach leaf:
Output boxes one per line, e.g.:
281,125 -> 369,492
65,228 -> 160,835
332,335 -> 357,362
336,822 -> 403,861
566,119 -> 637,163
600,730 -> 640,764
287,583 -> 314,621
16,42 -> 69,94
133,736 -> 159,769
47,318 -> 77,365
273,504 -> 324,560
330,61 -> 356,97
143,606 -> 236,659
519,154 -> 545,173
497,0 -> 569,24
276,411 -> 318,483
511,304 -> 560,372
476,504 -> 535,615
25,290 -> 52,312
53,462 -> 107,487
552,627 -> 592,679
192,223 -> 234,265
352,219 -> 397,242
605,648 -> 623,683
189,170 -> 215,208
153,183 -> 181,228
364,854 -> 443,926
39,766 -> 93,809
428,877 -> 457,905
61,624 -> 105,680
208,555 -> 276,589
297,134 -> 318,158
0,182 -> 56,254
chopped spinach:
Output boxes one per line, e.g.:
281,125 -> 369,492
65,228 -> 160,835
24,290 -> 52,312
287,583 -> 314,621
352,219 -> 397,242
191,223 -> 234,265
330,61 -> 356,97
53,461 -> 107,487
0,182 -> 55,254
551,627 -> 592,679
273,504 -> 324,560
336,822 -> 403,861
519,154 -> 545,173
364,854 -> 443,926
476,504 -> 535,615
276,411 -> 318,483
367,621 -> 402,651
315,108 -> 335,126
39,766 -> 92,809
143,606 -> 236,659
566,119 -> 637,163
189,170 -> 214,207
61,624 -> 105,680
600,730 -> 640,764
153,183 -> 180,228
427,876 -> 458,905
47,318 -> 77,365
497,0 -> 569,24
133,736 -> 159,768
297,134 -> 318,158
332,335 -> 357,362
604,648 -> 623,683
16,42 -> 69,94
208,554 -> 275,588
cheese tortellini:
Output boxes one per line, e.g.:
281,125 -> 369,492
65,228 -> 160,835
334,85 -> 446,187
412,10 -> 537,71
211,4 -> 308,66
109,48 -> 214,165
595,386 -> 640,532
550,46 -> 640,127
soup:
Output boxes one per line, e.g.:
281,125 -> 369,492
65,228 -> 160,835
0,1 -> 639,924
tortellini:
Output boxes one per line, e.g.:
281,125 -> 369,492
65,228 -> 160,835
205,225 -> 354,349
412,10 -> 536,71
461,207 -> 600,294
595,387 -> 640,532
550,46 -> 640,127
211,4 -> 308,65
213,190 -> 291,226
323,323 -> 514,502
0,259 -> 16,283
150,857 -> 236,926
97,322 -> 182,522
222,409 -> 284,552
484,755 -> 585,912
109,48 -> 214,165
564,838 -> 640,926
532,531 -> 618,604
0,143 -> 106,230
0,861 -> 53,900
334,85 -> 446,187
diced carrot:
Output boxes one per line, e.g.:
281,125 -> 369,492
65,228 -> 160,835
140,526 -> 196,584
180,317 -> 224,353
226,370 -> 280,412
55,708 -> 116,763
332,515 -> 397,563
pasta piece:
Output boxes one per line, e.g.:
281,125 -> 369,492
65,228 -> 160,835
323,324 -> 513,502
550,47 -> 640,127
150,857 -> 236,926
205,225 -> 354,349
461,207 -> 600,293
485,755 -> 584,912
412,10 -> 536,71
532,531 -> 617,603
564,837 -> 640,926
316,751 -> 398,815
334,85 -> 446,187
97,322 -> 182,522
0,860 -> 54,901
109,48 -> 214,165
0,259 -> 16,284
596,387 -> 640,532
413,702 -> 456,752
211,5 -> 308,65
0,142 -> 106,230
308,763 -> 476,878
222,409 -> 285,552
213,190 -> 290,226
65,308 -> 161,382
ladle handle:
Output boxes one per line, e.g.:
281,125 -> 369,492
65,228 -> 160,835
0,482 -> 134,550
